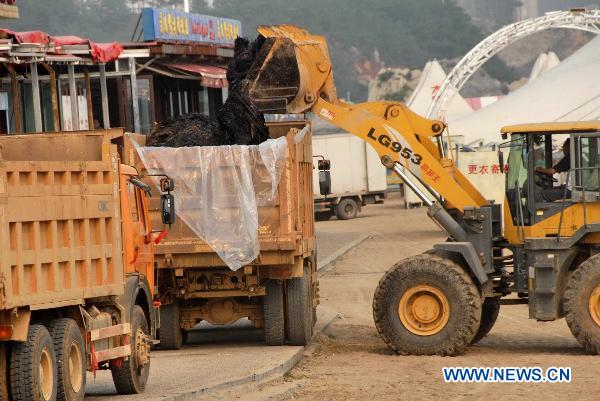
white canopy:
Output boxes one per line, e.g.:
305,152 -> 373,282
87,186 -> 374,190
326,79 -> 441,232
407,59 -> 473,121
448,36 -> 600,144
529,51 -> 560,81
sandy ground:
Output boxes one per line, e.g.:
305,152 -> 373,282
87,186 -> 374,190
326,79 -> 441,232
269,193 -> 600,401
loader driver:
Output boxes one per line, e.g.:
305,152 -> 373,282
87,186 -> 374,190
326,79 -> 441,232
535,138 -> 571,201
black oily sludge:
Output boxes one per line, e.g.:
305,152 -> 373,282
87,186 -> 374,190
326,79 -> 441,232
146,36 -> 269,148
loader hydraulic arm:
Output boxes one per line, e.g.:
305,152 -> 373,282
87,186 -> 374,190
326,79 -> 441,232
243,24 -> 488,214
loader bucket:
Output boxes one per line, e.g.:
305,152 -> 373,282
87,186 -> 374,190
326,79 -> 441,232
242,25 -> 338,114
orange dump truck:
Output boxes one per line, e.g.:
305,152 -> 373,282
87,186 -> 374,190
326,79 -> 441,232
126,120 -> 318,349
0,130 -> 174,401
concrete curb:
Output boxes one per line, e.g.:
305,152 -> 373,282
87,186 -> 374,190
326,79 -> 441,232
317,233 -> 369,273
160,310 -> 341,401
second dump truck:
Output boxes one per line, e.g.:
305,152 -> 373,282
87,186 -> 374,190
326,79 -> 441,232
126,120 -> 318,349
0,130 -> 174,401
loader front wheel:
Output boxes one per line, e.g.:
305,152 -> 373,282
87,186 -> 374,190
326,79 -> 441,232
471,298 -> 500,344
564,255 -> 600,354
372,254 -> 481,356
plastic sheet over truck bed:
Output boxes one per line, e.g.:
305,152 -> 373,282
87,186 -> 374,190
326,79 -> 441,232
135,137 -> 288,271
126,121 -> 315,275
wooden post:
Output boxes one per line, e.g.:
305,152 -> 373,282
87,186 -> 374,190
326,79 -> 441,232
84,69 -> 94,130
68,64 -> 79,131
129,58 -> 141,133
30,63 -> 43,132
6,65 -> 22,133
99,64 -> 110,129
42,63 -> 60,131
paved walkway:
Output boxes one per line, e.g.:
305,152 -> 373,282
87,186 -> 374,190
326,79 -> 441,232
85,226 -> 363,400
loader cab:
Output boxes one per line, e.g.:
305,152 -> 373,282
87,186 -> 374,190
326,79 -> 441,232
500,122 -> 600,238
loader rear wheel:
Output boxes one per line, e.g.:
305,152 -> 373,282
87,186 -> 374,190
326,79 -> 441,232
372,254 -> 481,356
47,319 -> 85,401
159,301 -> 183,350
564,255 -> 600,354
471,298 -> 500,344
285,265 -> 313,346
335,198 -> 358,220
264,280 -> 285,346
111,306 -> 150,394
10,324 -> 57,401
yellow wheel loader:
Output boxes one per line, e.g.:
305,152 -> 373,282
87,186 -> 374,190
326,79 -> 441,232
242,25 -> 600,355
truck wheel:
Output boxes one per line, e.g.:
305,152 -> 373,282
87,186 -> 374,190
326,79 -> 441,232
285,265 -> 313,345
10,324 -> 58,401
471,298 -> 500,344
335,198 -> 358,220
372,254 -> 481,356
315,211 -> 333,221
47,319 -> 85,401
0,343 -> 9,401
159,302 -> 183,350
564,255 -> 600,354
111,306 -> 150,394
264,280 -> 285,345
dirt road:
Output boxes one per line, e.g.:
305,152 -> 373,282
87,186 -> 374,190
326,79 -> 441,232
274,193 -> 599,401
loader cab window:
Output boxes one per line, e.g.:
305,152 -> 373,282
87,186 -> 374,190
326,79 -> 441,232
503,133 -> 570,226
573,134 -> 600,198
503,134 -> 528,225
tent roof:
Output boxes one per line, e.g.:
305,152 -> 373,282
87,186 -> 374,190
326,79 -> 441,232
448,36 -> 600,144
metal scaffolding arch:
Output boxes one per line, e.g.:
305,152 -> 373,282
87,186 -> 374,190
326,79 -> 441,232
427,9 -> 600,120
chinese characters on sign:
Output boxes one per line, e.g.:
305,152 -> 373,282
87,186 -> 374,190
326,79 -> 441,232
141,8 -> 242,47
467,164 -> 509,175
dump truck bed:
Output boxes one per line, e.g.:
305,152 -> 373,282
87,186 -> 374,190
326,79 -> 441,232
0,131 -> 125,310
128,121 -> 315,270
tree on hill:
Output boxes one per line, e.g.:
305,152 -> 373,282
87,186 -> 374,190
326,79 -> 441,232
2,0 -> 517,100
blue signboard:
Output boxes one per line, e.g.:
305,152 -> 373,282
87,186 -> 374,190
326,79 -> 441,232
141,8 -> 242,47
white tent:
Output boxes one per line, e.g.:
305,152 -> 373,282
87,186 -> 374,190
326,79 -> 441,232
529,51 -> 560,81
407,59 -> 473,121
448,36 -> 600,144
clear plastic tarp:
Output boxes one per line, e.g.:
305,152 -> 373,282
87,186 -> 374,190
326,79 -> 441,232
134,136 -> 288,271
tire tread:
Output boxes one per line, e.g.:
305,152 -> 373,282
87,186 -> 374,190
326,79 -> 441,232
372,253 -> 481,356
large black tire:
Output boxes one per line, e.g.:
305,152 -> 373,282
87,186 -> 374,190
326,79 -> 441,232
159,301 -> 183,350
111,306 -> 150,394
564,255 -> 600,354
47,319 -> 86,401
471,298 -> 500,344
264,280 -> 285,346
372,254 -> 481,356
315,211 -> 334,221
10,324 -> 58,401
0,342 -> 9,401
285,265 -> 313,346
335,198 -> 359,220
